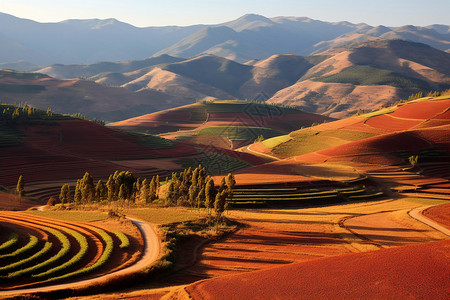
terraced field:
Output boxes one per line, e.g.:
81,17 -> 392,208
110,100 -> 332,149
0,211 -> 142,291
229,185 -> 385,208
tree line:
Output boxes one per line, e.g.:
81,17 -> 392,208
58,166 -> 236,219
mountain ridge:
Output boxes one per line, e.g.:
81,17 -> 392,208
1,12 -> 449,65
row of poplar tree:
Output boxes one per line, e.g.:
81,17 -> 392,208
59,170 -> 160,205
59,165 -> 236,217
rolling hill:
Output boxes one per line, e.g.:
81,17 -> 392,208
241,93 -> 450,198
0,68 -> 199,122
268,40 -> 450,118
0,104 -> 264,201
39,40 -> 450,118
109,100 -> 333,149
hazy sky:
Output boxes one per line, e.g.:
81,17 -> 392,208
0,0 -> 448,27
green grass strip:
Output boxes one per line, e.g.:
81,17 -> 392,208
348,192 -> 384,199
0,242 -> 52,274
230,194 -> 339,202
48,226 -> 113,282
33,228 -> 88,279
7,227 -> 70,278
0,234 -> 38,259
0,232 -> 19,252
114,231 -> 130,249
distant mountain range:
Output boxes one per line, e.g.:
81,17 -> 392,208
1,12 -> 449,65
0,39 -> 449,121
0,12 -> 449,121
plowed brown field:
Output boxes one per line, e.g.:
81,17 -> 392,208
186,239 -> 450,300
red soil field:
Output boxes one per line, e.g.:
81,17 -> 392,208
196,144 -> 265,166
413,119 -> 450,128
365,114 -> 423,131
186,239 -> 450,300
305,116 -> 364,131
0,191 -> 38,210
318,131 -> 432,157
433,108 -> 450,119
423,203 -> 450,230
294,152 -> 329,164
409,125 -> 450,146
21,120 -> 196,160
111,110 -> 193,127
230,160 -> 321,185
325,153 -> 405,165
341,120 -> 391,134
247,142 -> 273,155
389,99 -> 450,119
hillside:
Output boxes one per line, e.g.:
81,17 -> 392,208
268,40 -> 450,118
241,94 -> 450,198
24,40 -> 450,119
109,100 -> 333,149
0,69 -> 199,122
0,104 -> 264,201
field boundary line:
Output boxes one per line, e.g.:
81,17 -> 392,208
408,207 -> 450,237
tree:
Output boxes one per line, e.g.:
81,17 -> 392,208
81,172 -> 95,203
205,178 -> 216,214
60,183 -> 71,204
166,181 -> 175,205
106,175 -> 115,202
149,177 -> 157,202
118,184 -> 126,201
140,179 -> 149,203
95,180 -> 107,201
409,155 -> 419,168
16,175 -> 24,200
155,175 -> 160,197
214,190 -> 227,231
196,187 -> 205,210
188,184 -> 198,207
225,173 -> 236,213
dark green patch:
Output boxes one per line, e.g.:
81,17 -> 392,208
177,151 -> 251,175
198,126 -> 286,141
0,125 -> 25,147
0,84 -> 46,93
313,65 -> 431,89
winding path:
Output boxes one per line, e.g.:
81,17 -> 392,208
0,217 -> 160,298
409,207 -> 450,237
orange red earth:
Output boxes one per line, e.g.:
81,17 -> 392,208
186,239 -> 450,300
185,203 -> 450,299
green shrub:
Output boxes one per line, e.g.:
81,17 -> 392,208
114,231 -> 130,249
33,228 -> 88,279
7,227 -> 70,278
0,232 -> 19,252
0,235 -> 38,259
0,242 -> 52,274
48,226 -> 113,282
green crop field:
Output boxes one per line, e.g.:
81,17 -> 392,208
314,65 -> 431,90
271,129 -> 377,156
125,207 -> 204,225
177,151 -> 252,175
198,126 -> 286,141
126,131 -> 175,149
26,210 -> 109,222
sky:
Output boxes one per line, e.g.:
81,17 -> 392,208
0,0 -> 448,27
